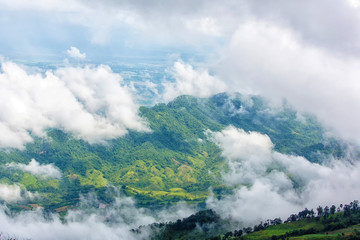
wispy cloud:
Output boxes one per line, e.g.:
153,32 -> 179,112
0,192 -> 196,240
207,126 -> 360,225
7,159 -> 62,179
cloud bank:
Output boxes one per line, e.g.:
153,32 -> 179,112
0,61 -> 149,149
212,19 -> 360,144
0,193 -> 196,240
0,199 -> 148,240
7,159 -> 62,179
207,126 -> 360,225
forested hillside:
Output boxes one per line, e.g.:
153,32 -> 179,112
0,93 -> 345,211
141,200 -> 360,240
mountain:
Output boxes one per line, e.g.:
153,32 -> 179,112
0,93 -> 346,211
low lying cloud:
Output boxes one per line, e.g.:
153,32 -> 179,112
216,20 -> 360,144
207,126 -> 360,225
0,184 -> 22,203
0,192 -> 196,240
1,126 -> 359,237
162,61 -> 227,102
0,61 -> 149,149
0,205 -> 145,240
0,183 -> 36,203
7,159 -> 62,179
66,46 -> 86,60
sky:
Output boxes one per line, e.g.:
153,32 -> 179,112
2,0 -> 360,238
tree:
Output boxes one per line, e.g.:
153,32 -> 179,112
317,206 -> 323,217
253,222 -> 265,231
337,206 -> 341,213
224,231 -> 233,239
324,206 -> 330,218
234,230 -> 243,237
351,200 -> 359,212
243,227 -> 252,234
310,209 -> 315,218
343,204 -> 351,216
330,205 -> 336,215
271,218 -> 282,225
287,214 -> 298,222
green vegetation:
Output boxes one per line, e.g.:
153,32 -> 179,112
214,201 -> 360,240
0,93 -> 346,210
145,201 -> 360,240
134,209 -> 231,240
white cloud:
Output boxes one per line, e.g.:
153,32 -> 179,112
207,126 -> 360,225
210,126 -> 274,185
0,183 -> 36,203
0,193 -> 197,240
0,184 -> 22,202
162,61 -> 227,102
216,20 -> 360,144
7,159 -> 62,179
0,61 -> 149,149
348,0 -> 360,8
0,206 -> 144,240
66,46 -> 86,60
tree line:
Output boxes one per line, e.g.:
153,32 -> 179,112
210,200 -> 360,240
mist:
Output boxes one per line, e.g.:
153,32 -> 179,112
0,192 -> 197,240
2,126 -> 360,239
207,126 -> 360,225
215,20 -> 360,145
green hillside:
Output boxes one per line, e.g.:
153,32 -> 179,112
143,201 -> 360,240
0,93 -> 345,210
225,201 -> 360,240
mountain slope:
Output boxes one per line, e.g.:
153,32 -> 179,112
0,93 -> 344,210
141,201 -> 360,240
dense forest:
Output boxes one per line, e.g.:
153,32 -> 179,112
0,93 -> 349,212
